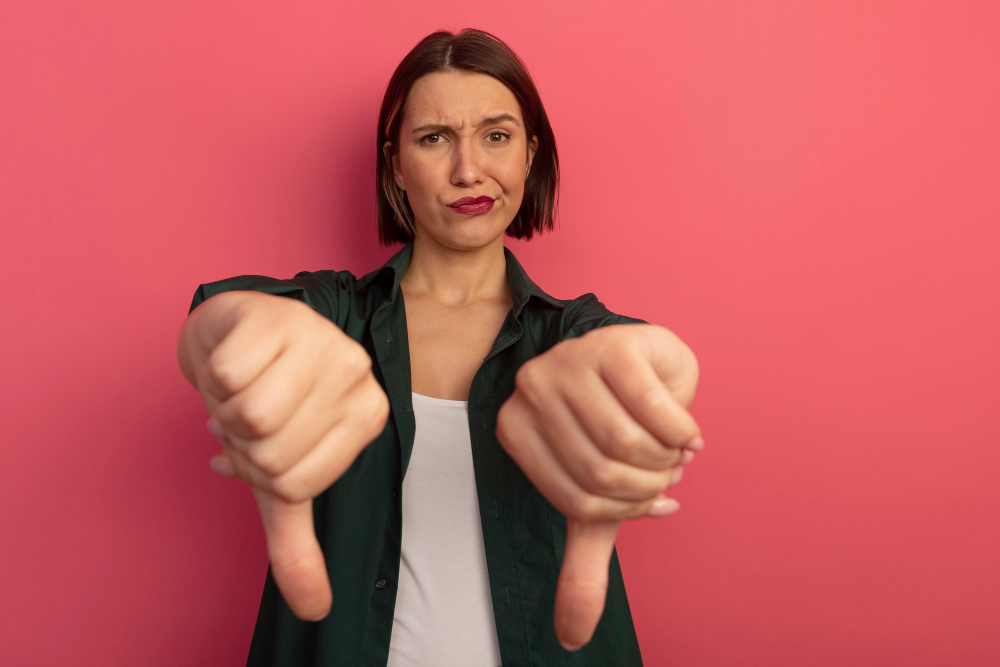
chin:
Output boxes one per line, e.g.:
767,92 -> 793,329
428,225 -> 507,250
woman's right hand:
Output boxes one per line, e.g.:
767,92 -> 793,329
177,291 -> 391,622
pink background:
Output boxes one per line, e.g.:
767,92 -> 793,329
2,1 -> 998,665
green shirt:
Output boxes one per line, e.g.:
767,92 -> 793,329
188,240 -> 649,666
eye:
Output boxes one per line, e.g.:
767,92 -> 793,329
418,131 -> 512,145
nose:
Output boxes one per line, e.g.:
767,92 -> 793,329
450,137 -> 486,187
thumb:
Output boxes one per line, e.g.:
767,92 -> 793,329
251,487 -> 332,622
554,517 -> 622,651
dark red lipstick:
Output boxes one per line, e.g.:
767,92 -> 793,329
447,195 -> 495,216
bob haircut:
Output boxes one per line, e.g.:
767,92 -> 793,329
376,28 -> 559,247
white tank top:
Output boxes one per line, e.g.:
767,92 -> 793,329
385,392 -> 504,667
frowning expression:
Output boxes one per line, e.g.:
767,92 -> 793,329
387,69 -> 538,246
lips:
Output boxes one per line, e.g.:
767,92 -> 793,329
448,195 -> 495,207
447,195 -> 495,216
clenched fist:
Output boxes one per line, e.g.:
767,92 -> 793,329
177,291 -> 390,622
496,323 -> 702,651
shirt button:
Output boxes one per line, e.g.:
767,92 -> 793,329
392,490 -> 397,499
375,578 -> 387,590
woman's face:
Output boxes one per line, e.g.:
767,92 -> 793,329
386,70 -> 538,249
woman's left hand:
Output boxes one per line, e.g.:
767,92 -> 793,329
496,323 -> 702,652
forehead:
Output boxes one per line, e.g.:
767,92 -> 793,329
403,70 -> 522,126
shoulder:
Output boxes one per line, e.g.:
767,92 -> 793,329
187,268 -> 358,321
557,292 -> 649,342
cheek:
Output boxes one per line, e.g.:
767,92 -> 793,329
400,167 -> 432,204
405,155 -> 446,192
498,158 -> 528,190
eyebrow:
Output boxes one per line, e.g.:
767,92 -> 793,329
411,113 -> 521,134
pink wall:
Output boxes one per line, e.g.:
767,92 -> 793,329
2,1 -> 998,665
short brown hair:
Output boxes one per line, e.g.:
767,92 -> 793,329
376,28 -> 560,247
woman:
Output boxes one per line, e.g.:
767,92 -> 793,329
178,28 -> 702,666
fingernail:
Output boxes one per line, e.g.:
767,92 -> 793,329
309,611 -> 329,622
560,639 -> 583,652
209,455 -> 236,477
207,416 -> 225,439
671,467 -> 684,485
647,498 -> 681,517
679,449 -> 695,465
685,436 -> 704,451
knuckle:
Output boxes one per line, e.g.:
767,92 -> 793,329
345,345 -> 373,378
514,361 -> 540,397
568,493 -> 600,521
604,422 -> 641,460
280,297 -> 314,324
247,296 -> 281,326
205,355 -> 239,394
626,500 -> 654,520
270,471 -> 312,504
583,459 -> 618,495
245,443 -> 284,477
237,398 -> 275,437
638,386 -> 667,413
324,341 -> 366,380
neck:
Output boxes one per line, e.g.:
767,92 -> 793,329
400,234 -> 510,307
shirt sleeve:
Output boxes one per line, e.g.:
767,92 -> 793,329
187,269 -> 352,327
557,292 -> 649,342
